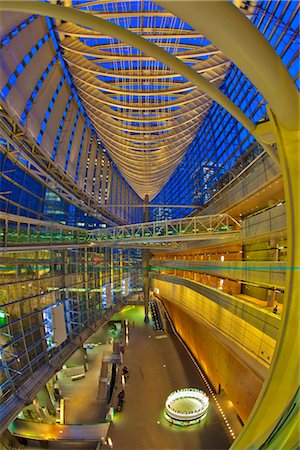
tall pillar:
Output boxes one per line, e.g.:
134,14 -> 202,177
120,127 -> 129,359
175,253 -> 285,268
143,195 -> 150,322
63,250 -> 68,295
269,237 -> 279,261
232,109 -> 300,449
84,247 -> 90,326
266,289 -> 276,308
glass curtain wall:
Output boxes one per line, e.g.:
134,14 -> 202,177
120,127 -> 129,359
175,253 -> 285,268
0,246 -> 143,409
151,1 -> 299,220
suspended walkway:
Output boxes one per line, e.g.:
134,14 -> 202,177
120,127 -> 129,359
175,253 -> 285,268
0,213 -> 241,251
88,214 -> 241,247
0,213 -> 89,252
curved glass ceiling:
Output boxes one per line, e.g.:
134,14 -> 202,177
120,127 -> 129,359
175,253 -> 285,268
55,0 -> 231,199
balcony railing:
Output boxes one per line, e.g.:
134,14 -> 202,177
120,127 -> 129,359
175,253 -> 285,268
0,213 -> 89,249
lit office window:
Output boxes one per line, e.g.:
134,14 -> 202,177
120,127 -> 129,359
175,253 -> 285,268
152,0 -> 299,221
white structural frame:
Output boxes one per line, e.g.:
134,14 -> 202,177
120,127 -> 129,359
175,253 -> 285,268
89,213 -> 241,244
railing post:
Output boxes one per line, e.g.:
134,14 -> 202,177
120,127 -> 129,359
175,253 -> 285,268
3,218 -> 8,247
16,220 -> 20,243
143,195 -> 150,323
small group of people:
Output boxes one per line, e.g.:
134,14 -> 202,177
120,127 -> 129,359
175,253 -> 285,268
122,365 -> 129,382
117,366 -> 129,411
117,389 -> 125,411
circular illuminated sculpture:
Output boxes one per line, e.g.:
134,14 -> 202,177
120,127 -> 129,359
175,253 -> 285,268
164,388 -> 209,426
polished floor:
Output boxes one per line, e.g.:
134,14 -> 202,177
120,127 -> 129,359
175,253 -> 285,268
11,304 -> 243,450
107,305 -> 242,450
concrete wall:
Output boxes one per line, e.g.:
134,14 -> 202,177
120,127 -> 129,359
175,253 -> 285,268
150,259 -> 286,290
161,296 -> 264,424
151,275 -> 279,348
150,275 -> 279,422
241,203 -> 286,239
202,153 -> 281,215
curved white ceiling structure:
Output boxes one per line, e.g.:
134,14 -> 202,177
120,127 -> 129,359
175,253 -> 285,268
54,0 -> 231,199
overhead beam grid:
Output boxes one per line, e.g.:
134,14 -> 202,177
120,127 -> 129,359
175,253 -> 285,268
0,108 -> 125,226
53,0 -> 231,199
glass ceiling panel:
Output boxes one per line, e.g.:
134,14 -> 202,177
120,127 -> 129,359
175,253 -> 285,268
54,0 -> 231,199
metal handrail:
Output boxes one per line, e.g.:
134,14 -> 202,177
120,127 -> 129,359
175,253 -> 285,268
0,213 -> 241,247
0,213 -> 89,247
89,213 -> 241,242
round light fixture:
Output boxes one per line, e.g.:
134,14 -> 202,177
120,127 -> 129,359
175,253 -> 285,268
164,388 -> 209,426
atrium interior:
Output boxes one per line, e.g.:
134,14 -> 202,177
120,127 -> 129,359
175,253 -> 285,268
0,1 -> 299,449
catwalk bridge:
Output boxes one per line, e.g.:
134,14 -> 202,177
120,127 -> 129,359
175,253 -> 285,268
88,214 -> 241,247
0,213 -> 241,251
